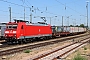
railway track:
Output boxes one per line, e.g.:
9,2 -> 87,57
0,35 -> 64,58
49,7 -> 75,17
0,33 -> 89,57
0,33 -> 89,48
22,37 -> 90,60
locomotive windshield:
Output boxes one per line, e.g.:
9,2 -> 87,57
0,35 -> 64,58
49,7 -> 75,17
6,24 -> 18,29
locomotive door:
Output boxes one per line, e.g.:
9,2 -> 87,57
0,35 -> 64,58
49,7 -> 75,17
21,25 -> 24,38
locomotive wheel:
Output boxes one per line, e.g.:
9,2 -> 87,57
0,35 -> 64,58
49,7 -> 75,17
46,36 -> 50,40
26,39 -> 31,43
7,42 -> 12,45
6,39 -> 13,45
23,39 -> 27,44
59,34 -> 61,37
18,39 -> 23,44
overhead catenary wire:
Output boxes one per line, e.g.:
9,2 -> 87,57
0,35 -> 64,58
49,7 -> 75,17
0,0 -> 88,17
55,0 -> 86,17
0,0 -> 63,17
0,0 -> 28,8
0,0 -> 88,23
25,0 -> 32,6
0,9 -> 29,16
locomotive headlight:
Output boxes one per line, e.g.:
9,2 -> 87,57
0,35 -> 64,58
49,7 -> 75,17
13,31 -> 16,33
14,35 -> 16,36
5,35 -> 7,36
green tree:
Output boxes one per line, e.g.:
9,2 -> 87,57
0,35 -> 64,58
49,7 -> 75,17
75,25 -> 78,27
80,24 -> 84,27
70,25 -> 73,27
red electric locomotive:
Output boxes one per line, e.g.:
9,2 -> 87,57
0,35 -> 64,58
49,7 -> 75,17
5,20 -> 52,43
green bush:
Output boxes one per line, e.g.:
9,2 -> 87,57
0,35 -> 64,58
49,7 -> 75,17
84,47 -> 87,50
24,49 -> 31,53
72,54 -> 87,60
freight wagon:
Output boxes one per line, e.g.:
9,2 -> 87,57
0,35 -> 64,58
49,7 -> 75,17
69,27 -> 86,34
52,26 -> 70,37
52,26 -> 86,37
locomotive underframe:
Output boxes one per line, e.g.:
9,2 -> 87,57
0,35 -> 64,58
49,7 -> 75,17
5,35 -> 52,44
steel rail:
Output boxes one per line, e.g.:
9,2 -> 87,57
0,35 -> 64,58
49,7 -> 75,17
22,37 -> 90,60
0,33 -> 89,56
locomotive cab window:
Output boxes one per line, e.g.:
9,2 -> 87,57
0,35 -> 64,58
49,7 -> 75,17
12,25 -> 17,29
6,24 -> 17,29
